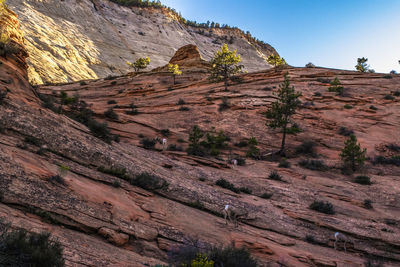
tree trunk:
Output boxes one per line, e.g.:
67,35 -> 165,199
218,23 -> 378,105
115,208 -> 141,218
224,78 -> 228,91
173,75 -> 176,85
280,123 -> 287,156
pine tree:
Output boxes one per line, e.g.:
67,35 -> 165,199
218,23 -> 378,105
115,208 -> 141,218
266,72 -> 301,155
355,57 -> 370,72
328,77 -> 344,96
126,57 -> 150,72
209,44 -> 243,91
340,135 -> 366,172
168,63 -> 182,85
187,125 -> 205,156
266,54 -> 287,68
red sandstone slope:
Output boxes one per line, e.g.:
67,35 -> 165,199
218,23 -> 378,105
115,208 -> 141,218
1,7 -> 400,267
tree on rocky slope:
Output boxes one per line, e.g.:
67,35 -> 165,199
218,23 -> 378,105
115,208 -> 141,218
355,57 -> 370,73
209,44 -> 243,91
168,63 -> 182,85
126,57 -> 150,72
266,72 -> 301,155
340,134 -> 366,172
266,54 -> 287,69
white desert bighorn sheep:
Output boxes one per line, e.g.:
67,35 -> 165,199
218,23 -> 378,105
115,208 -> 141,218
232,159 -> 238,168
162,138 -> 167,150
334,232 -> 354,252
222,204 -> 248,227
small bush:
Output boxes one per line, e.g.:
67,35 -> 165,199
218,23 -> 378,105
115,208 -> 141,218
373,155 -> 400,166
0,229 -> 65,267
107,100 -> 117,104
310,200 -> 335,214
235,157 -> 246,166
177,98 -> 185,105
260,193 -> 273,199
130,172 -> 168,191
363,199 -> 373,209
344,104 -> 353,109
24,136 -> 41,146
393,90 -> 400,97
316,78 -> 331,84
234,140 -> 248,147
369,105 -> 378,110
87,120 -> 114,144
179,106 -> 190,111
382,74 -> 393,79
384,94 -> 394,100
305,62 -> 316,68
218,97 -> 230,112
305,235 -> 317,244
246,137 -> 260,159
48,175 -> 65,185
239,187 -> 252,194
79,81 -> 87,86
112,180 -> 121,188
285,123 -> 302,134
125,103 -> 139,115
299,159 -> 327,171
355,175 -> 371,185
167,144 -> 183,151
387,143 -> 400,152
296,141 -> 316,156
268,170 -> 282,181
104,107 -> 119,120
140,138 -> 156,150
160,129 -> 170,137
314,92 -> 322,97
215,178 -> 240,193
0,89 -> 8,104
278,159 -> 290,168
338,126 -> 354,136
104,75 -> 117,80
97,166 -> 128,180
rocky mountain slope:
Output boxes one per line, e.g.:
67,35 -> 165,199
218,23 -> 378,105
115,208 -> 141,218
2,4 -> 400,267
8,0 -> 277,85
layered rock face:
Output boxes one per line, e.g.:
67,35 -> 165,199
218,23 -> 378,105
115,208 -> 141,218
8,0 -> 277,84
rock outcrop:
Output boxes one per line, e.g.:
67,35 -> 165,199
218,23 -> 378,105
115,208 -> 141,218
8,0 -> 278,84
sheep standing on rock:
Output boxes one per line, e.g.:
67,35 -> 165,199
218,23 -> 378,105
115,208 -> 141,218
334,232 -> 353,252
232,159 -> 238,168
222,204 -> 248,227
162,138 -> 167,151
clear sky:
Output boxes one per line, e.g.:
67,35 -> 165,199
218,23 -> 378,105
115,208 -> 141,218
162,0 -> 400,73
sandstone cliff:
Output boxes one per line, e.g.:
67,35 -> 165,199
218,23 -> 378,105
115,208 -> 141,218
8,0 -> 278,85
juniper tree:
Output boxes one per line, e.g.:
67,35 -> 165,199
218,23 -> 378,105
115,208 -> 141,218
266,72 -> 301,155
355,57 -> 370,73
266,54 -> 287,68
168,63 -> 182,85
209,44 -> 243,91
187,125 -> 205,156
340,134 -> 366,172
126,56 -> 150,72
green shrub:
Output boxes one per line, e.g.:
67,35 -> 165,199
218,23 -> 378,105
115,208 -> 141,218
0,89 -> 7,104
24,136 -> 42,146
369,105 -> 378,110
179,106 -> 190,111
125,103 -> 139,115
130,172 -> 168,191
338,126 -> 354,136
305,235 -> 317,244
48,175 -> 65,185
79,81 -> 87,86
285,123 -> 302,134
316,78 -> 331,84
246,137 -> 260,159
268,170 -> 282,181
234,140 -> 248,147
260,193 -> 273,199
0,228 -> 64,267
314,92 -> 322,97
187,125 -> 206,156
104,107 -> 119,120
373,155 -> 400,166
299,159 -> 327,171
239,187 -> 252,194
344,104 -> 353,109
160,129 -> 170,137
167,144 -> 183,151
215,178 -> 240,193
140,138 -> 156,150
328,77 -> 344,95
393,90 -> 400,97
363,199 -> 373,209
97,166 -> 129,180
310,200 -> 335,214
235,157 -> 246,166
355,175 -> 371,185
87,119 -> 114,144
387,143 -> 400,152
384,94 -> 394,100
278,159 -> 290,168
208,246 -> 257,267
296,141 -> 316,156
112,180 -> 121,188
218,97 -> 230,111
177,98 -> 185,105
382,74 -> 393,79
107,100 -> 117,104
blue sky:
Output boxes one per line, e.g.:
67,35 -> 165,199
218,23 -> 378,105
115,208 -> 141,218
162,0 -> 400,73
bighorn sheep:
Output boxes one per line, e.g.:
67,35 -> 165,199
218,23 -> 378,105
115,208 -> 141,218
162,138 -> 167,150
334,232 -> 353,252
222,204 -> 248,227
232,159 -> 238,168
